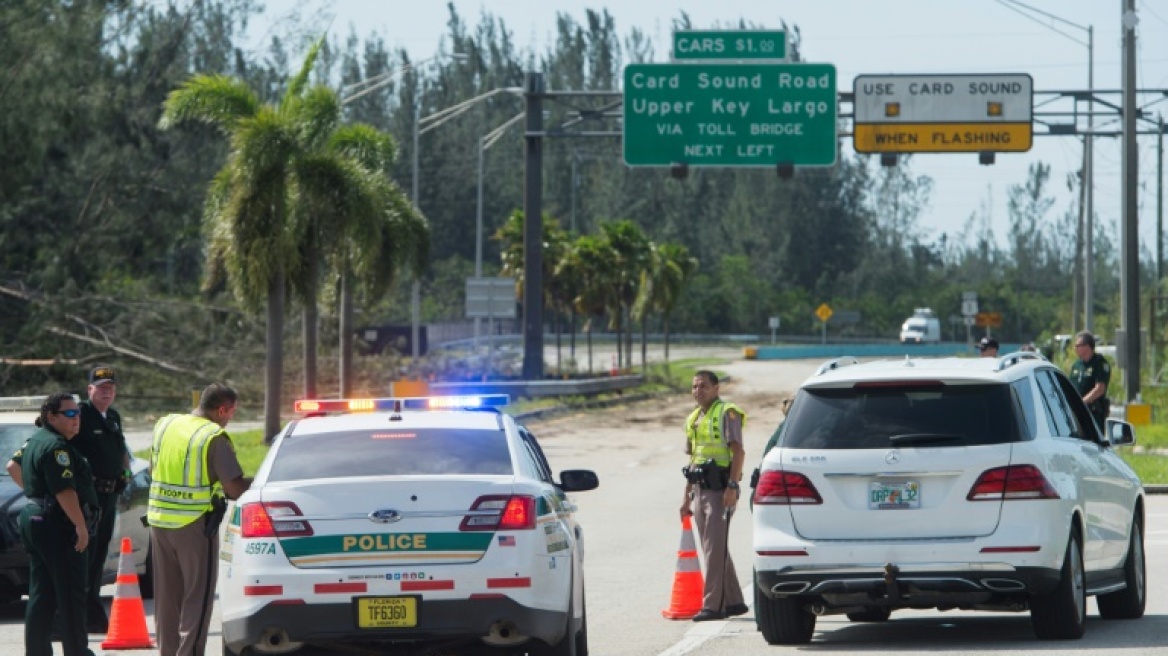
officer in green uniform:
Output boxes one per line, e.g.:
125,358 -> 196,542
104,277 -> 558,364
16,392 -> 98,656
73,365 -> 130,632
1069,331 -> 1111,429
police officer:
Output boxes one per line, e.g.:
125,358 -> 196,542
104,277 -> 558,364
149,383 -> 251,656
15,392 -> 98,656
1070,331 -> 1111,428
73,365 -> 130,633
681,370 -> 749,622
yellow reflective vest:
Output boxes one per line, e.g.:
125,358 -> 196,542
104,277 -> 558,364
147,414 -> 223,529
685,399 -> 747,468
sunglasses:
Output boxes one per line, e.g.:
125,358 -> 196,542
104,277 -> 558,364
53,409 -> 81,418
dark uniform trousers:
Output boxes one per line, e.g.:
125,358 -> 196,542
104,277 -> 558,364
86,492 -> 119,622
692,487 -> 745,612
152,516 -> 219,656
20,503 -> 95,656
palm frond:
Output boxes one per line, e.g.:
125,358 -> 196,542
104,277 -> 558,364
159,74 -> 260,132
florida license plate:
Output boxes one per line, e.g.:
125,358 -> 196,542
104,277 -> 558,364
869,481 -> 920,509
356,596 -> 418,628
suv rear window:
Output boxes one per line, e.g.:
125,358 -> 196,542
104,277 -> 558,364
267,428 -> 514,482
782,383 -> 1024,449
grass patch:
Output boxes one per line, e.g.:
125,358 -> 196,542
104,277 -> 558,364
1135,423 -> 1168,450
1118,451 -> 1168,484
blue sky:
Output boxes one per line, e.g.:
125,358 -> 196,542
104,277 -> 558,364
249,0 -> 1168,248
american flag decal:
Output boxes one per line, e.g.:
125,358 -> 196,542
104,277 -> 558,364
498,535 -> 516,546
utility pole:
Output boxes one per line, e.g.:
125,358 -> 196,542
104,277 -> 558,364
1120,0 -> 1140,402
1085,25 -> 1096,333
522,72 -> 545,380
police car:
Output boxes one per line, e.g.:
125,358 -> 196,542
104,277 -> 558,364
753,354 -> 1144,644
219,395 -> 598,656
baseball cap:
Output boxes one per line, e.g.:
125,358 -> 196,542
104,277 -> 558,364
89,366 -> 116,386
976,337 -> 999,352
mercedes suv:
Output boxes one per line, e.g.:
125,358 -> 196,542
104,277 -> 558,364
752,353 -> 1144,643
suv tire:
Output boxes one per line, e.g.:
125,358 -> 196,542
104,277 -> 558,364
1030,529 -> 1086,640
1096,519 -> 1145,619
756,584 -> 815,645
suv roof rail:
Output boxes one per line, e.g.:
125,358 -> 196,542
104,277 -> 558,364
995,351 -> 1045,371
815,356 -> 860,376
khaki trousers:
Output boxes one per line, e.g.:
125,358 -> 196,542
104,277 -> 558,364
151,518 -> 217,656
692,487 -> 745,612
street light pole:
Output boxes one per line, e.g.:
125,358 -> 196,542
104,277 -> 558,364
411,97 -> 421,359
1120,0 -> 1140,403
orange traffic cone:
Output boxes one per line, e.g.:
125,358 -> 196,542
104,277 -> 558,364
101,537 -> 156,650
661,515 -> 704,620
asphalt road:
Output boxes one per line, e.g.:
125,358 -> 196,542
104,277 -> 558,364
3,353 -> 1165,655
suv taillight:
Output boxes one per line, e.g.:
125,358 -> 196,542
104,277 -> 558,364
460,495 -> 536,531
967,465 -> 1060,501
754,470 -> 823,505
241,501 -> 314,538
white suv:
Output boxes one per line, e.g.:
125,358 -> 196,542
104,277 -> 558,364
752,353 -> 1144,643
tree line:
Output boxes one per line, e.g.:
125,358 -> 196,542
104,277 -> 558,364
0,1 -> 1138,426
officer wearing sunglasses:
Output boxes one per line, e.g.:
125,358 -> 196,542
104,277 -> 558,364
7,392 -> 100,656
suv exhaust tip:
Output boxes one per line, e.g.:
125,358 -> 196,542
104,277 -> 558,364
482,620 -> 529,647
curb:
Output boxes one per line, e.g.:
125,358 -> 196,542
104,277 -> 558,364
1143,484 -> 1168,495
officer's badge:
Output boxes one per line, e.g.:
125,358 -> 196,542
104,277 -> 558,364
54,450 -> 70,466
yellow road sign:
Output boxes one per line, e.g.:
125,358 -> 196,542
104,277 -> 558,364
975,312 -> 1002,328
815,303 -> 833,322
854,122 -> 1032,153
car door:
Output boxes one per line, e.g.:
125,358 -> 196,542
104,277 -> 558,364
518,428 -> 576,610
1033,369 -> 1121,570
1047,370 -> 1136,567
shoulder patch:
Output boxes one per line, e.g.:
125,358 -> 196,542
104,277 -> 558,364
1102,364 -> 1110,373
726,409 -> 739,421
54,450 -> 70,467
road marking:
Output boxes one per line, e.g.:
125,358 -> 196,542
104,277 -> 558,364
656,583 -> 753,656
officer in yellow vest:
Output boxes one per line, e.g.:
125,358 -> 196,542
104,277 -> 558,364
148,383 -> 251,656
680,370 -> 748,621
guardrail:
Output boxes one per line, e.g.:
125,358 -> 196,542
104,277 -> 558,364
430,374 -> 644,399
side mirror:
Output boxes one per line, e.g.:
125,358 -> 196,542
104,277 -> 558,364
559,469 -> 599,492
1105,419 -> 1136,447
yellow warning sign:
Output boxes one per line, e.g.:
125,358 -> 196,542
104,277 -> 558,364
854,122 -> 1032,153
815,303 -> 833,322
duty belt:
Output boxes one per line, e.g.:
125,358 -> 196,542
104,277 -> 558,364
94,478 -> 121,495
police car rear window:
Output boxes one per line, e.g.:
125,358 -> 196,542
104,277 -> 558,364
266,428 -> 513,481
783,383 -> 1023,449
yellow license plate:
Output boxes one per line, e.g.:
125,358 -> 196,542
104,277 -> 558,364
356,596 -> 418,629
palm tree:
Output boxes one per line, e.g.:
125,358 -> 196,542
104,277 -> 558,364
567,234 -> 617,375
160,38 -> 330,439
314,124 -> 427,397
635,242 -> 699,363
598,220 -> 651,369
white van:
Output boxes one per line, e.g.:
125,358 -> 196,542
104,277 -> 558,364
899,308 -> 941,344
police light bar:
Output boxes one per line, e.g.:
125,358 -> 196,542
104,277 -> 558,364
293,394 -> 510,414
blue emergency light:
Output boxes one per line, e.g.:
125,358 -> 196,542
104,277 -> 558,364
293,394 -> 510,414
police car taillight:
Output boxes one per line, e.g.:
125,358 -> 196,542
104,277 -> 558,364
460,495 -> 536,531
241,501 -> 314,538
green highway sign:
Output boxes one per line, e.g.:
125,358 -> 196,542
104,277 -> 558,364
622,63 -> 837,167
673,30 -> 788,61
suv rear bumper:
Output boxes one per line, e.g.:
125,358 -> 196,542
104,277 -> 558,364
222,597 -> 564,653
756,564 -> 1062,601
